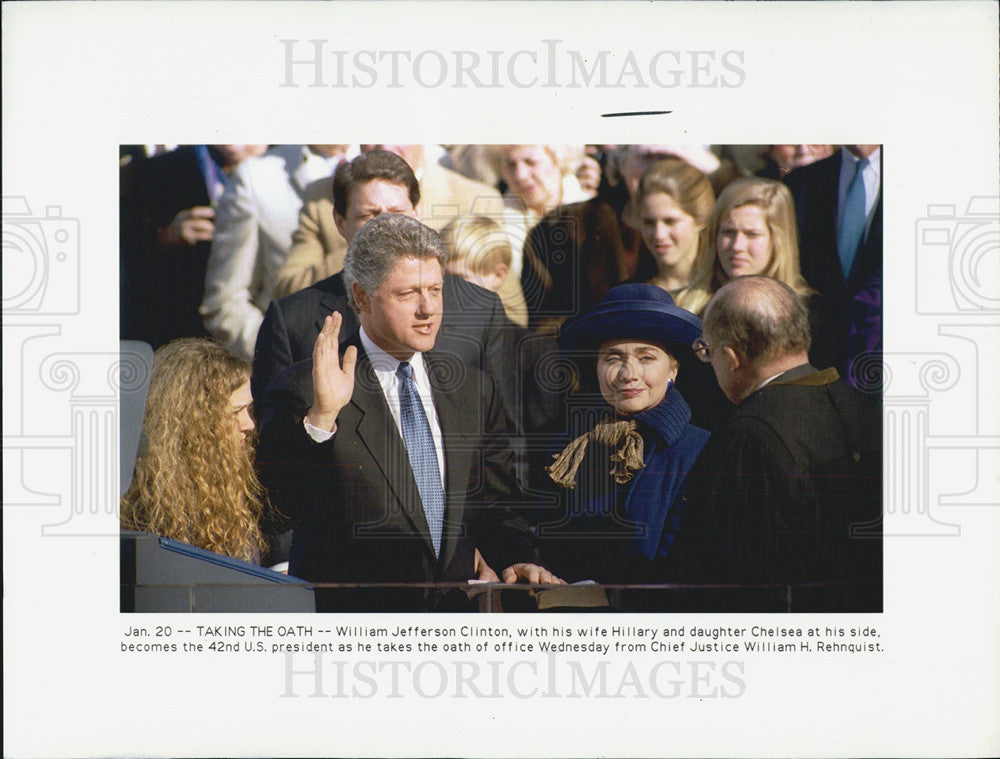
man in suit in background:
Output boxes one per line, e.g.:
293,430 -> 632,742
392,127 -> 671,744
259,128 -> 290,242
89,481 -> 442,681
252,150 -> 517,428
784,144 -> 882,386
669,276 -> 881,611
259,214 -> 559,611
274,144 -> 504,296
120,144 -> 267,347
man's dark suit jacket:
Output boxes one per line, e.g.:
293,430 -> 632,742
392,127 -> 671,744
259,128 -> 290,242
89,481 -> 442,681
667,365 -> 882,611
120,145 -> 214,348
784,151 -> 883,377
252,271 -> 519,430
258,335 -> 537,611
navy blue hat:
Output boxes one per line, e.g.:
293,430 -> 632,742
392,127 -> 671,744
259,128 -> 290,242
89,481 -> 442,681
557,284 -> 703,355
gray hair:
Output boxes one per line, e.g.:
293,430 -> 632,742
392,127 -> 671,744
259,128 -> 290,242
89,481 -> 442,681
342,213 -> 448,311
703,275 -> 811,363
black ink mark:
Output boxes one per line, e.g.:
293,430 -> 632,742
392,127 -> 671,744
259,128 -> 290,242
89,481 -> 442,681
600,110 -> 673,118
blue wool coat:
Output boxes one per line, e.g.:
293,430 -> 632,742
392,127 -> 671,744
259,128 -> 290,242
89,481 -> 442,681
537,389 -> 709,584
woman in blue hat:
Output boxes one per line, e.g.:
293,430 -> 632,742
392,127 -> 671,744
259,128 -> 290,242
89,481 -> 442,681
537,283 -> 710,584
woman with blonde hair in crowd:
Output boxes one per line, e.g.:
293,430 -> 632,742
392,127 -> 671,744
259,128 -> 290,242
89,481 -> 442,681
494,145 -> 594,275
440,215 -> 528,326
680,177 -> 836,368
630,158 -> 716,300
680,178 -> 811,312
120,338 -> 273,563
520,144 -> 725,336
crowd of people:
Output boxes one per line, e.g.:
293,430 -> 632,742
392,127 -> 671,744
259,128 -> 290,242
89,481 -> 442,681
119,143 -> 883,611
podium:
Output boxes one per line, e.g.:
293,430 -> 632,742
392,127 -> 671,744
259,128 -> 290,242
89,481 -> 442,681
120,530 -> 315,613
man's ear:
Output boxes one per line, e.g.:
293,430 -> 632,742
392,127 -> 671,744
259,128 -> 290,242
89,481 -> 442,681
351,282 -> 370,314
721,345 -> 742,372
333,210 -> 347,240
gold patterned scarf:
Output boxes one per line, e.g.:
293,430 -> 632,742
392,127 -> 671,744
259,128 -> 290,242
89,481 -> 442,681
547,419 -> 645,488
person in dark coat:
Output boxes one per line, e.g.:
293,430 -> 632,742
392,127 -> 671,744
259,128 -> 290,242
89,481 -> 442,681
257,214 -> 559,612
670,276 -> 882,611
678,176 -> 839,372
783,145 -> 882,386
536,284 -> 710,584
120,145 -> 266,348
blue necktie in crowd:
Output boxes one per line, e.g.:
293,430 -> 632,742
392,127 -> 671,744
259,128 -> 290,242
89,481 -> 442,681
837,156 -> 870,277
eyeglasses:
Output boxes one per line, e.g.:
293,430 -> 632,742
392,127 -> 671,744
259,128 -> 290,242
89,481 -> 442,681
692,337 -> 713,363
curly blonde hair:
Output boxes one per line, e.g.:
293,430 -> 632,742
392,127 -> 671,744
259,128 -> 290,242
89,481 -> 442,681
677,177 -> 813,315
120,339 -> 268,563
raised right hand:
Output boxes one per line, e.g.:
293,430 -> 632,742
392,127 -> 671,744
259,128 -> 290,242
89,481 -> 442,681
305,312 -> 357,431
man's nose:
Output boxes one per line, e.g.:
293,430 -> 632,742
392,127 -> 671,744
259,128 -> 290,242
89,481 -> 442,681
416,290 -> 437,315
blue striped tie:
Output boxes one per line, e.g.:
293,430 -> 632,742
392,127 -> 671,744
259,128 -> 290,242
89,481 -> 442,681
837,157 -> 870,277
396,362 -> 444,557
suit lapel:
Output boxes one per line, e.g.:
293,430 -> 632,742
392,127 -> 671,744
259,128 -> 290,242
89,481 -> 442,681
351,347 -> 436,560
314,294 -> 336,336
848,188 -> 882,291
817,152 -> 849,295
